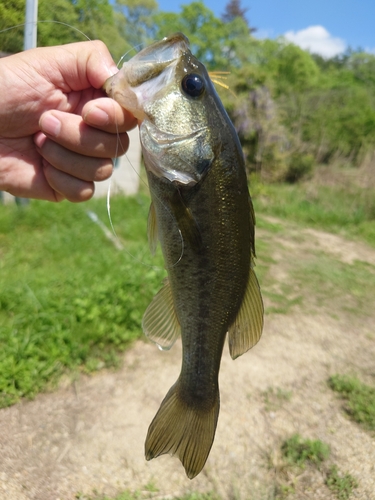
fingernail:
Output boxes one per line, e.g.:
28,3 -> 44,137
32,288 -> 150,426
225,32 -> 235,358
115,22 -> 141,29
40,114 -> 61,137
33,131 -> 47,148
84,107 -> 109,126
108,65 -> 119,77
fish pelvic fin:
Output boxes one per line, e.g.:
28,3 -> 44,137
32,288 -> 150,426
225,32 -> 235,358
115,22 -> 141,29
145,381 -> 220,479
228,267 -> 264,360
142,278 -> 181,350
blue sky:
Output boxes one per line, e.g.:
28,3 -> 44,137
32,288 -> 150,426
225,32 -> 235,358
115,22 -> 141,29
157,0 -> 375,57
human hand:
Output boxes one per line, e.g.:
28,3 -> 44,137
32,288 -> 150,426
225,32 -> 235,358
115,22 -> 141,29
0,40 -> 137,202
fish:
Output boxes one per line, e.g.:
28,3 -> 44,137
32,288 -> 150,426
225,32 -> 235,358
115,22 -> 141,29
103,32 -> 264,479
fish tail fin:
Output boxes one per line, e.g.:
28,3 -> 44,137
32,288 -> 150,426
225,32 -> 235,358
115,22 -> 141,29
145,381 -> 220,479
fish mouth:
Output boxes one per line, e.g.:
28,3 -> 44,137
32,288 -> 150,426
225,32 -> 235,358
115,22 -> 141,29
103,33 -> 191,120
128,33 -> 190,69
140,120 -> 213,186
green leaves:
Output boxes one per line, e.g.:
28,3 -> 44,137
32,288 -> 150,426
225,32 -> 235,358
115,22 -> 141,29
153,1 -> 250,70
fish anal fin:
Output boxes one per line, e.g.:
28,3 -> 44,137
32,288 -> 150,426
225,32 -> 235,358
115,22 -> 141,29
145,381 -> 219,479
142,278 -> 181,350
147,201 -> 158,255
228,268 -> 264,360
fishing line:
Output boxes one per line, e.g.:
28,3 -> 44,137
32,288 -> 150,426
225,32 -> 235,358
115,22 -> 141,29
1,20 -> 185,267
106,41 -> 186,269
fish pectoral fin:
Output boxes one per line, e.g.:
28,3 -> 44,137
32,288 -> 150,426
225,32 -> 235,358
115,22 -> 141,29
171,191 -> 203,253
228,267 -> 264,360
176,205 -> 202,253
145,381 -> 220,479
147,201 -> 158,255
142,278 -> 181,350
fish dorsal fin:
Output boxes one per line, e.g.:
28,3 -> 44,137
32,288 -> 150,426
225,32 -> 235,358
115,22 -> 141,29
147,201 -> 158,255
142,278 -> 181,350
228,267 -> 264,360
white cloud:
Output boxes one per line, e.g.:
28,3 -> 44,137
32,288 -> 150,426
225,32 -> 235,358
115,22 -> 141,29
284,25 -> 346,58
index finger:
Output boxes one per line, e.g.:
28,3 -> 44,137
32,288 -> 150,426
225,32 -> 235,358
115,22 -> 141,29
82,97 -> 138,134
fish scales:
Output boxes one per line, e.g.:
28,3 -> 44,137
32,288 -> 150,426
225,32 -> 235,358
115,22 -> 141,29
104,32 -> 263,479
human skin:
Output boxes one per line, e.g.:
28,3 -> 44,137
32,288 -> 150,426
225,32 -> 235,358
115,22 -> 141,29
0,40 -> 137,202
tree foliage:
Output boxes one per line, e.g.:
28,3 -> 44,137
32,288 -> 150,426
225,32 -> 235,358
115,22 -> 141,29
113,0 -> 158,50
222,0 -> 248,23
153,1 -> 250,69
0,0 -> 130,60
1,0 -> 375,180
0,0 -> 26,53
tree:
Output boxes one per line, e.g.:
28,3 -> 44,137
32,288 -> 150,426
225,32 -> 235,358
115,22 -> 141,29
114,0 -> 158,50
71,0 -> 129,61
0,0 -> 128,62
0,0 -> 27,53
37,0 -> 83,46
222,0 -> 247,22
221,0 -> 256,33
154,1 -> 251,70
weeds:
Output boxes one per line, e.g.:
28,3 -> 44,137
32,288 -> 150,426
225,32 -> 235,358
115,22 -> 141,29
291,253 -> 375,317
281,434 -> 330,468
251,178 -> 375,247
328,374 -> 375,430
76,491 -> 220,500
0,196 -> 165,407
325,465 -> 358,500
276,435 -> 358,499
262,386 -> 292,412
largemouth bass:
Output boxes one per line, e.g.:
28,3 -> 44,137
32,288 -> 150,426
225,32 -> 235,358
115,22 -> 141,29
104,33 -> 264,479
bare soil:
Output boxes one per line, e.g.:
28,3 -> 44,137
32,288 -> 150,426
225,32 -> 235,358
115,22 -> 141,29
1,220 -> 375,500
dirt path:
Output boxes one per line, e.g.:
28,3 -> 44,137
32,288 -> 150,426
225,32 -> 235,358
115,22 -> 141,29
1,222 -> 375,500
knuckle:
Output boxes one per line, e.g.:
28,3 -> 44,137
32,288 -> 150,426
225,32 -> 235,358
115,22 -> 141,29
93,160 -> 113,181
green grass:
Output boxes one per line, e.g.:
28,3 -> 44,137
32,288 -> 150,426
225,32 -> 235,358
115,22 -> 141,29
251,177 -> 375,247
281,434 -> 330,468
276,434 -> 359,499
2,173 -> 375,409
325,465 -> 358,500
274,434 -> 359,499
328,374 -> 375,431
291,253 -> 375,317
0,195 -> 165,408
262,386 -> 292,411
77,491 -> 220,500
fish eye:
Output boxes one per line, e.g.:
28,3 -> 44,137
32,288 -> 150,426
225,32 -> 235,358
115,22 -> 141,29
181,73 -> 205,98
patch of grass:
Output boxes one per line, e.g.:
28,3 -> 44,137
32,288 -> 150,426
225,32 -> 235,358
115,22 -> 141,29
262,288 -> 303,315
273,483 -> 295,499
262,386 -> 292,411
256,215 -> 285,234
0,196 -> 165,408
251,177 -> 375,247
291,253 -> 375,317
281,434 -> 330,468
76,492 -> 140,500
77,492 -> 220,500
143,481 -> 158,493
325,465 -> 358,500
167,494 -> 219,500
328,374 -> 375,430
270,434 -> 332,499
252,237 -> 303,315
